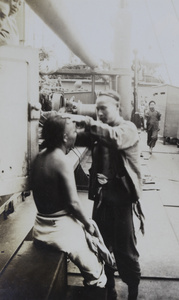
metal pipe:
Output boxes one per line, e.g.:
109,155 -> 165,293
91,75 -> 95,104
76,101 -> 96,119
25,0 -> 99,69
112,1 -> 132,120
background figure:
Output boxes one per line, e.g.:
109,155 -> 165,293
145,100 -> 161,154
31,114 -> 107,289
0,0 -> 10,30
0,0 -> 22,45
138,101 -> 145,130
75,90 -> 144,300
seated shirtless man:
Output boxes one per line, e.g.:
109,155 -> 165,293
31,114 -> 106,287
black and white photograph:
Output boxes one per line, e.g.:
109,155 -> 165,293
0,1 -> 179,299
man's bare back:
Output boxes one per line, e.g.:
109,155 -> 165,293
32,148 -> 78,214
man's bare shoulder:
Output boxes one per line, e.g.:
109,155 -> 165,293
51,149 -> 73,173
36,148 -> 70,170
50,149 -> 69,165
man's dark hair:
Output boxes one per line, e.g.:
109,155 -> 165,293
97,89 -> 120,102
42,114 -> 67,150
149,100 -> 156,105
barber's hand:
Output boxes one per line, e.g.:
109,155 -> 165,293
68,114 -> 86,123
85,219 -> 100,237
70,114 -> 93,125
85,219 -> 96,236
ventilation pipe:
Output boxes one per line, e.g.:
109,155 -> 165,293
25,0 -> 131,117
112,1 -> 132,120
25,0 -> 99,69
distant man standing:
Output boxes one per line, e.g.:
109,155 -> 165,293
145,100 -> 161,154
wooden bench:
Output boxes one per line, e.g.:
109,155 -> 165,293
0,239 -> 107,300
0,240 -> 67,300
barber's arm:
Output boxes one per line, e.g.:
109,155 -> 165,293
78,116 -> 139,149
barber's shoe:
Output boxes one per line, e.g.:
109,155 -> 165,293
107,286 -> 118,300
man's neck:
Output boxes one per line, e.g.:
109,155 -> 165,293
109,114 -> 122,126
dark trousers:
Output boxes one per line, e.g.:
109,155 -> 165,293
93,193 -> 141,289
147,127 -> 158,148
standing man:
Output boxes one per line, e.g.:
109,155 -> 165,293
31,114 -> 107,289
75,90 -> 144,300
145,100 -> 161,154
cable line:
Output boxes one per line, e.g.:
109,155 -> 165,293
171,0 -> 179,23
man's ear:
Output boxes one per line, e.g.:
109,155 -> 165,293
116,102 -> 120,110
63,133 -> 68,143
116,102 -> 122,114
